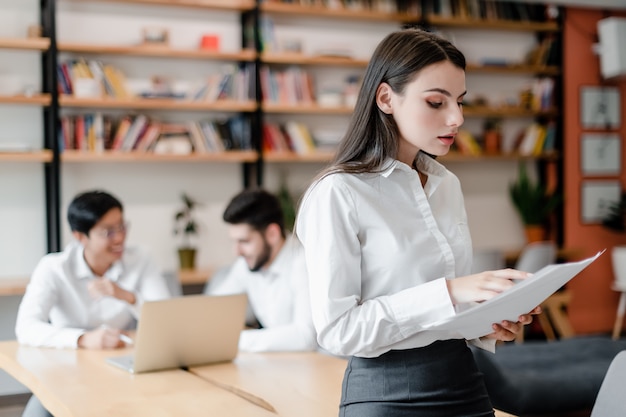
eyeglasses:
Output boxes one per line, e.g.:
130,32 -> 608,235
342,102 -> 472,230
92,222 -> 129,239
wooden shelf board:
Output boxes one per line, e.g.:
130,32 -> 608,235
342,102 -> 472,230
466,64 -> 560,76
61,150 -> 258,163
0,94 -> 51,106
178,268 -> 214,285
463,106 -> 558,117
441,152 -> 560,162
262,52 -> 368,67
0,150 -> 52,162
260,2 -> 414,22
59,96 -> 257,112
427,15 -> 560,32
0,278 -> 29,296
262,102 -> 353,115
58,42 -> 256,61
81,0 -> 255,11
0,37 -> 50,51
264,151 -> 335,163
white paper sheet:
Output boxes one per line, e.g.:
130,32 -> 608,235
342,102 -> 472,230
428,250 -> 605,339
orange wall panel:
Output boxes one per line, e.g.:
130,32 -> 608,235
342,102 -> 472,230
563,8 -> 626,334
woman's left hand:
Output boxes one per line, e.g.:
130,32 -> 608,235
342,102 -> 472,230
485,305 -> 542,342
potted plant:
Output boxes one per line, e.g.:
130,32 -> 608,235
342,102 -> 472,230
174,192 -> 200,269
509,162 -> 561,242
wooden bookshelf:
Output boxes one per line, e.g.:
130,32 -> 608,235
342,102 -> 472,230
264,150 -> 335,163
61,149 -> 258,163
0,277 -> 29,296
260,2 -> 415,22
262,102 -> 353,115
78,0 -> 255,11
0,94 -> 51,106
59,96 -> 257,112
261,52 -> 368,67
58,42 -> 256,61
466,64 -> 561,76
464,106 -> 558,118
0,37 -> 50,51
0,150 -> 52,163
427,15 -> 560,32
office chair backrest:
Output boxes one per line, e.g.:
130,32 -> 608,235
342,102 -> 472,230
515,241 -> 557,274
471,249 -> 505,274
590,350 -> 626,417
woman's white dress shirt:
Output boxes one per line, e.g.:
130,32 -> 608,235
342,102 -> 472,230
15,240 -> 171,348
296,154 -> 494,358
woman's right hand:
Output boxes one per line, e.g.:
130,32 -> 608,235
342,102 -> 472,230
445,269 -> 531,305
77,326 -> 125,350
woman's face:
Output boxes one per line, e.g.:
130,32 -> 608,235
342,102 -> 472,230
376,60 -> 466,166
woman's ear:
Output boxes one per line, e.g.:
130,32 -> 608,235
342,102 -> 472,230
376,82 -> 393,114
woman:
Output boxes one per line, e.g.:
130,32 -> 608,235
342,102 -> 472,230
296,29 -> 538,417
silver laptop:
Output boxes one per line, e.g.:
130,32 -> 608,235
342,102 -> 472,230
106,293 -> 247,374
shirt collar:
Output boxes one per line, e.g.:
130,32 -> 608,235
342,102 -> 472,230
380,154 -> 447,178
69,240 -> 124,281
264,235 -> 294,278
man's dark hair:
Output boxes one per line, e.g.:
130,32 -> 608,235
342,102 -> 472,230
67,190 -> 123,235
223,189 -> 285,238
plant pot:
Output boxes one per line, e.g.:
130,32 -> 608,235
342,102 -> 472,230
178,248 -> 196,270
524,225 -> 546,243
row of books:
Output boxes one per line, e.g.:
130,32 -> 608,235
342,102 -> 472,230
263,0 -> 410,13
57,59 -> 131,99
260,66 -> 316,105
59,113 -> 252,153
57,59 -> 256,102
424,0 -> 550,22
452,122 -> 556,156
263,121 -> 317,154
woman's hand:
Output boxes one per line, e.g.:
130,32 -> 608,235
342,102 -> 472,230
485,306 -> 542,342
446,269 -> 531,305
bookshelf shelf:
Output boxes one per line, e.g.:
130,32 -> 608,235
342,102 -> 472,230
0,37 -> 50,51
0,94 -> 51,106
463,106 -> 558,118
0,150 -> 53,163
426,15 -> 560,32
264,150 -> 335,163
261,52 -> 368,67
466,64 -> 560,76
61,149 -> 258,163
58,42 -> 256,61
76,0 -> 255,12
262,103 -> 353,115
59,96 -> 257,112
260,2 -> 415,22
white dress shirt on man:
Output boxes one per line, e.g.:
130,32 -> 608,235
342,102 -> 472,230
15,240 -> 171,349
208,236 -> 318,352
296,154 -> 495,358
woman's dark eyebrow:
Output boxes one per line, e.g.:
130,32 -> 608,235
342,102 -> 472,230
424,88 -> 467,99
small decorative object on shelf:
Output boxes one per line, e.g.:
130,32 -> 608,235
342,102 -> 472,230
174,192 -> 200,269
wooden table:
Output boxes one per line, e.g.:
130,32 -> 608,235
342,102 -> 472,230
0,341 -> 517,417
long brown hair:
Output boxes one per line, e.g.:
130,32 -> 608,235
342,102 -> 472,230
322,29 -> 466,177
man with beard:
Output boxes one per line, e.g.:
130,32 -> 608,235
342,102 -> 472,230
206,188 -> 317,352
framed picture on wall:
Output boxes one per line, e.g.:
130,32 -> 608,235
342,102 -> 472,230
580,86 -> 621,129
581,133 -> 621,176
581,180 -> 622,224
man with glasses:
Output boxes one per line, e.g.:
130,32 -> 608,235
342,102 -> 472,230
15,189 -> 171,350
16,190 -> 172,417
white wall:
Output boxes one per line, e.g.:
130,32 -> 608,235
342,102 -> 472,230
1,3 -> 543,280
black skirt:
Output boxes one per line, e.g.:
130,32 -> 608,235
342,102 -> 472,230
339,339 -> 494,417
